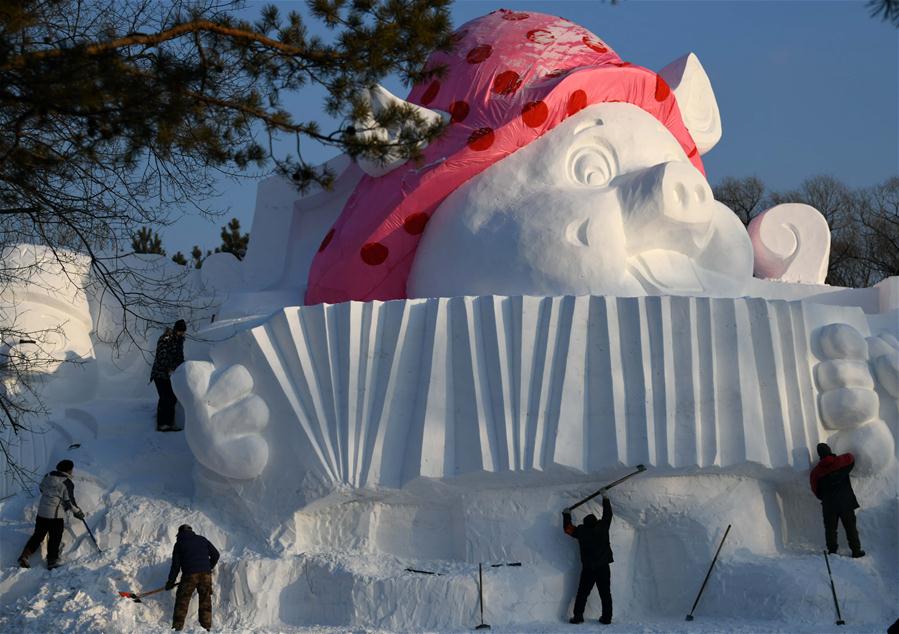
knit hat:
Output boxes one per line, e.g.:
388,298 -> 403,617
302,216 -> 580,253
583,514 -> 598,526
173,319 -> 187,333
177,524 -> 193,533
817,443 -> 833,459
56,459 -> 74,473
306,9 -> 700,305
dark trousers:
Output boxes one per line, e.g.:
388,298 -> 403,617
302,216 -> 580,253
173,571 -> 213,630
572,564 -> 612,621
154,377 -> 177,428
22,516 -> 64,565
824,507 -> 861,554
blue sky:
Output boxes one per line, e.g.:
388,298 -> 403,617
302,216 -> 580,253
162,0 -> 897,256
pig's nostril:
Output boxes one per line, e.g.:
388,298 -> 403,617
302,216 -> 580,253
673,183 -> 687,207
695,186 -> 707,203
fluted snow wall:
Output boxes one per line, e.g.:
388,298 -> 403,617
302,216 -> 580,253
198,295 -> 863,501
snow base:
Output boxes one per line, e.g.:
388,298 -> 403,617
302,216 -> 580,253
1,400 -> 895,632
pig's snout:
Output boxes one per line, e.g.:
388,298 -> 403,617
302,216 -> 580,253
618,161 -> 715,254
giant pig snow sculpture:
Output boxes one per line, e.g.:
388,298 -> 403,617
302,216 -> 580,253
306,10 -> 753,303
172,11 -> 896,539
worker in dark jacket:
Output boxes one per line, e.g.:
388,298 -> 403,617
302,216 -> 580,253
563,489 -> 613,625
810,443 -> 864,558
150,319 -> 187,431
18,459 -> 84,569
166,524 -> 220,631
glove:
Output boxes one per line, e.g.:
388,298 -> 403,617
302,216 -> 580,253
562,507 -> 571,514
73,510 -> 85,520
165,580 -> 176,591
599,488 -> 609,498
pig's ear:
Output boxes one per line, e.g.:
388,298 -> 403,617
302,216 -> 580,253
352,84 -> 449,178
659,53 -> 722,155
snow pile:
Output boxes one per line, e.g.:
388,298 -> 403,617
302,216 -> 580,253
1,398 -> 896,632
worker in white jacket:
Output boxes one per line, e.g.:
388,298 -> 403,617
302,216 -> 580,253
18,459 -> 84,569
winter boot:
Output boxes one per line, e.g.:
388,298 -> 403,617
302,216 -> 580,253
17,547 -> 33,568
851,550 -> 866,558
569,616 -> 584,624
599,617 -> 612,625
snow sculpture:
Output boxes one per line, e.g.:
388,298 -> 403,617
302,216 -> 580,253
749,203 -> 831,284
814,323 -> 898,473
0,244 -> 96,404
172,9 -> 897,503
177,362 -> 270,480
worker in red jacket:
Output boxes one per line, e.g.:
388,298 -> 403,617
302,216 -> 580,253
810,443 -> 864,558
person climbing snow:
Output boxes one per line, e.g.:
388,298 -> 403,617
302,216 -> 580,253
150,319 -> 187,431
18,459 -> 84,569
810,442 -> 865,558
166,524 -> 220,631
563,489 -> 614,625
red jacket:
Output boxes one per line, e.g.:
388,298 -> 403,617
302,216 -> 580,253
810,453 -> 859,511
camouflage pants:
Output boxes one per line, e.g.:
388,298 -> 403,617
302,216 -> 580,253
172,572 -> 213,631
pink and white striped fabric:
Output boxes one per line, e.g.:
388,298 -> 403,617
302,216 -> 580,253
306,9 -> 701,305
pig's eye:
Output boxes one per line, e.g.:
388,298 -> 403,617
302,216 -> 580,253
568,145 -> 616,187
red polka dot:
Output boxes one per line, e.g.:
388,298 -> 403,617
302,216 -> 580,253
501,11 -> 529,20
421,80 -> 440,106
521,101 -> 548,128
688,146 -> 698,158
360,242 -> 389,266
567,90 -> 587,116
582,36 -> 608,54
466,44 -> 492,64
527,29 -> 555,44
467,127 -> 495,151
449,101 -> 470,123
403,213 -> 430,235
493,70 -> 522,95
318,228 -> 335,252
655,75 -> 671,102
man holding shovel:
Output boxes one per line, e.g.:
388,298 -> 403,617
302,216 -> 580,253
18,459 -> 84,569
563,489 -> 614,625
166,524 -> 220,631
560,464 -> 645,625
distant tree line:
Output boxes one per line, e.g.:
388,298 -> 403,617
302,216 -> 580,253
713,174 -> 899,288
131,218 -> 249,268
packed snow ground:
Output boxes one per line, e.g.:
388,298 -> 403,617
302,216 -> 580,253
0,399 -> 895,633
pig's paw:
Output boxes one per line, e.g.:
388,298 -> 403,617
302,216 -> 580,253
867,333 -> 899,398
814,324 -> 895,474
173,361 -> 270,480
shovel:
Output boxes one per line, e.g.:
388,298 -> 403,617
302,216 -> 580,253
118,582 -> 178,603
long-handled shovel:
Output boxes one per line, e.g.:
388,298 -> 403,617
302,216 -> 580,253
118,583 -> 178,603
569,464 -> 647,511
81,517 -> 102,553
686,524 -> 731,621
823,549 -> 846,626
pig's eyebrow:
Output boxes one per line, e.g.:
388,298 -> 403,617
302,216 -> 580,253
574,118 -> 603,135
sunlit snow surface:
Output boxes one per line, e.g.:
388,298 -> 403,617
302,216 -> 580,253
1,398 -> 895,633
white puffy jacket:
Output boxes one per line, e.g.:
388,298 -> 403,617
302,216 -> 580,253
36,470 -> 81,519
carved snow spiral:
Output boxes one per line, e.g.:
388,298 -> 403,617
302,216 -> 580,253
748,203 -> 830,284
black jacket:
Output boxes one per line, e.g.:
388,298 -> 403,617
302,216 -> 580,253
150,329 -> 185,381
168,531 -> 220,584
810,453 -> 859,513
564,498 -> 614,568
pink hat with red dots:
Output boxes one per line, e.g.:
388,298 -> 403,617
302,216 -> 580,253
306,9 -> 701,305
